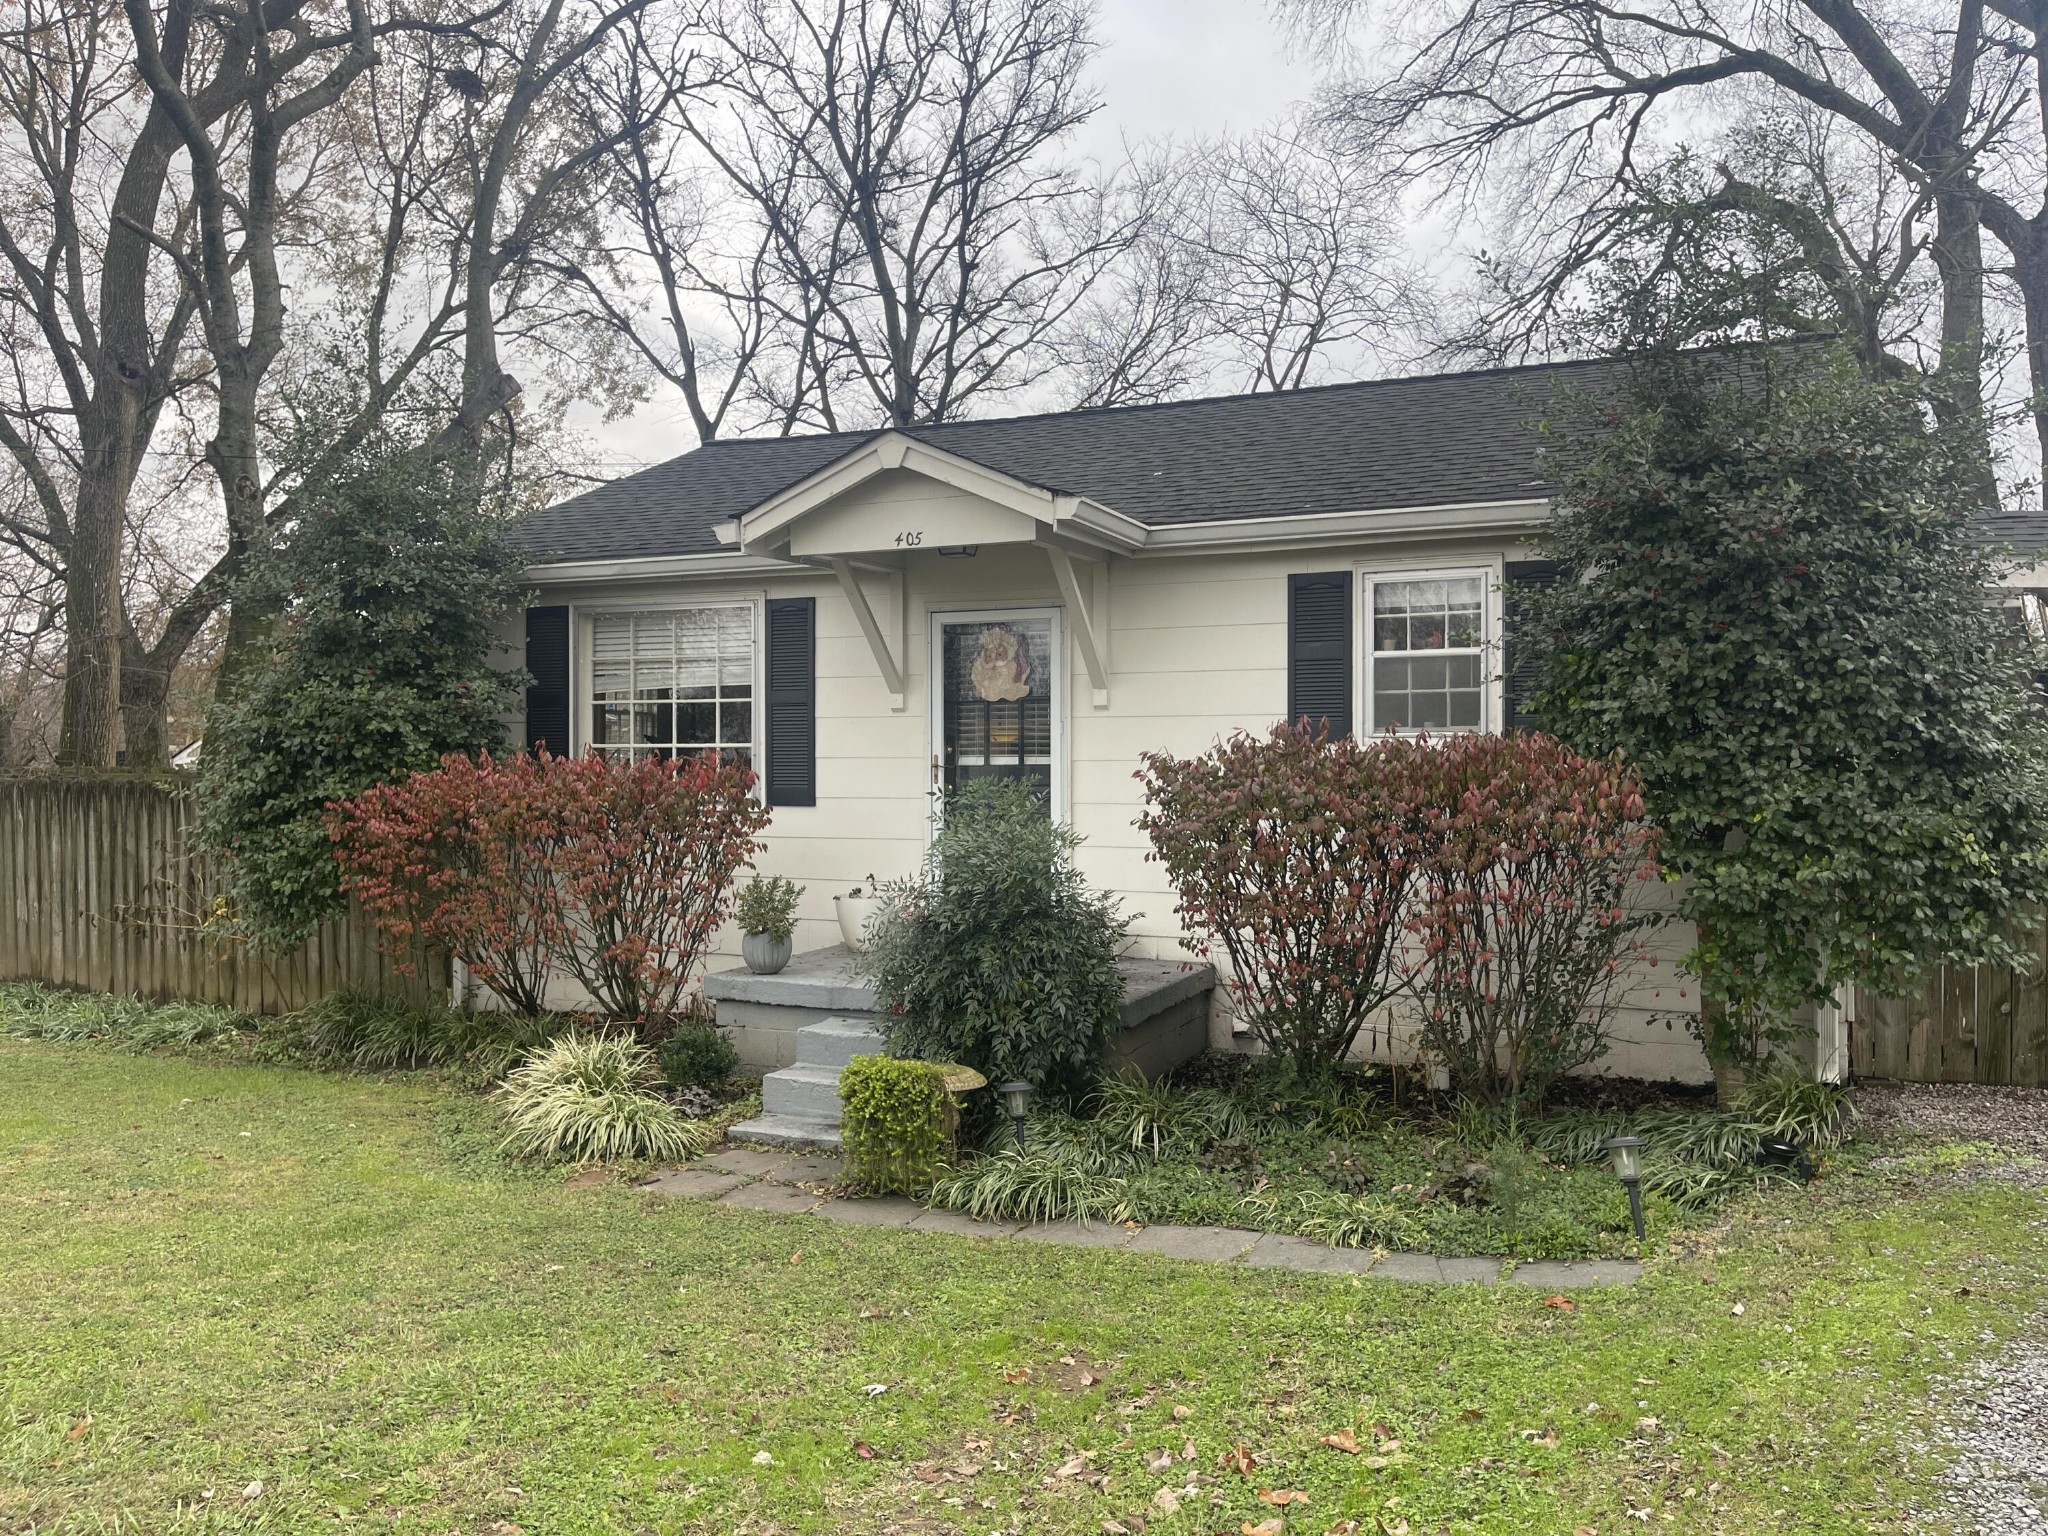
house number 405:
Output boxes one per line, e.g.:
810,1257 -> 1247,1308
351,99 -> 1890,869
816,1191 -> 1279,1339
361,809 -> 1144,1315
894,531 -> 924,547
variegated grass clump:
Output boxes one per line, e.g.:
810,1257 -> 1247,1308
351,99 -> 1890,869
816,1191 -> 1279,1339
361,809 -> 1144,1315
496,1032 -> 713,1164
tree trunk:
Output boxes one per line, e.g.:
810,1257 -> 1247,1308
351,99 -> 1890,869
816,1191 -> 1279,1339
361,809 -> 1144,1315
2011,218 -> 2048,485
1928,188 -> 2001,502
57,408 -> 141,767
119,656 -> 172,768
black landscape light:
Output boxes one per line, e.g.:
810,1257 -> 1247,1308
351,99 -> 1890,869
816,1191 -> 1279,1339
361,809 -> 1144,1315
1602,1134 -> 1647,1243
997,1080 -> 1034,1149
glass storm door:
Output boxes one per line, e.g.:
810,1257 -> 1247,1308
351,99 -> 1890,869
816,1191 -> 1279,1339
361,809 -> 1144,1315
931,610 -> 1062,815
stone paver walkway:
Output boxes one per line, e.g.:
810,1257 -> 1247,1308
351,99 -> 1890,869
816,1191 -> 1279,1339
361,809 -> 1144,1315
636,1145 -> 1642,1288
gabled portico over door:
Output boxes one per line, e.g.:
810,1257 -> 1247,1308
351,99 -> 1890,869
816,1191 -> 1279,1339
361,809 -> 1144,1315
928,606 -> 1067,821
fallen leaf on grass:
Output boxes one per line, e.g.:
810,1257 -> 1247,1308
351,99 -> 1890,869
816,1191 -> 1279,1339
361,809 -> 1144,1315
239,1481 -> 262,1502
1320,1428 -> 1360,1454
862,1383 -> 889,1397
1377,1518 -> 1411,1535
1542,1295 -> 1576,1310
1056,1454 -> 1092,1478
1573,1526 -> 1598,1535
65,1419 -> 90,1441
1003,1367 -> 1032,1384
789,1251 -> 801,1265
1359,1452 -> 1410,1469
1242,1522 -> 1285,1536
1220,1443 -> 1255,1475
1518,1429 -> 1559,1450
1180,1437 -> 1197,1461
1459,1407 -> 1485,1422
751,1451 -> 775,1466
1152,1487 -> 1181,1515
1144,1448 -> 1174,1474
1258,1487 -> 1309,1505
1323,1523 -> 1361,1536
1171,1404 -> 1193,1422
853,1441 -> 876,1460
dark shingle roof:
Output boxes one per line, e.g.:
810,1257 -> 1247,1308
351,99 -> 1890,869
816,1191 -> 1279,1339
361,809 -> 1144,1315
510,354 -> 1674,563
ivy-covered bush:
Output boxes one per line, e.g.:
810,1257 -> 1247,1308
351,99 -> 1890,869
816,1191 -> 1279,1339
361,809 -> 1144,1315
195,433 -> 528,948
1405,732 -> 1664,1105
838,1055 -> 953,1194
1137,723 -> 1433,1070
1528,350 -> 2048,1053
858,778 -> 1127,1096
333,751 -> 770,1025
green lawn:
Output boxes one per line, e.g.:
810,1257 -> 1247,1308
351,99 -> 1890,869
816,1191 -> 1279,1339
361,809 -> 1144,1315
1,1041 -> 2040,1534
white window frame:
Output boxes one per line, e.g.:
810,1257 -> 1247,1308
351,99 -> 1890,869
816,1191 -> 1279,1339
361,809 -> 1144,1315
926,604 -> 1069,826
1356,562 -> 1503,737
573,598 -> 766,768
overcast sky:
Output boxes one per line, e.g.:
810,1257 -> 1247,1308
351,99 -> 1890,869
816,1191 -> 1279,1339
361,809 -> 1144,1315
573,0 -> 1327,476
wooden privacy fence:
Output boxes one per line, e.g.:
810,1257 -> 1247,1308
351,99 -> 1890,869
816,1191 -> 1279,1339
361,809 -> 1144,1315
1853,921 -> 2048,1086
0,773 -> 446,1015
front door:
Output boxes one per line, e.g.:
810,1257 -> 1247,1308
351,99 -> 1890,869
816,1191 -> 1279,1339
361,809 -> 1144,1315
930,608 -> 1064,818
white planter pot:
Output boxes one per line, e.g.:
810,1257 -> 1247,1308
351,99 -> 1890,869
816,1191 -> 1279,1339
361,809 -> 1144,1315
835,895 -> 885,952
741,930 -> 793,975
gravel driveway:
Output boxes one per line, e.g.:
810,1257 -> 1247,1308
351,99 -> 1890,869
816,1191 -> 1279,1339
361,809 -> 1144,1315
1867,1082 -> 2048,1535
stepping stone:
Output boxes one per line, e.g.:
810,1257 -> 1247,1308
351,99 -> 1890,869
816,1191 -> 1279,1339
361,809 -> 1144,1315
1127,1224 -> 1261,1262
640,1167 -> 743,1200
1012,1220 -> 1138,1249
814,1197 -> 921,1228
768,1153 -> 845,1187
1506,1259 -> 1641,1289
701,1147 -> 795,1178
717,1182 -> 821,1216
904,1207 -> 1024,1238
1242,1233 -> 1380,1274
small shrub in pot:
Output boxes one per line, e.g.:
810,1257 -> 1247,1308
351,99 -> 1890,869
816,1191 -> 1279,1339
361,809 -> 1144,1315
858,779 -> 1127,1097
736,875 -> 802,974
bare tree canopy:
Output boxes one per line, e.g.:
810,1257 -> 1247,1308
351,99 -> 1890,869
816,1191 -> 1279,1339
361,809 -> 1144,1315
1290,0 -> 2048,489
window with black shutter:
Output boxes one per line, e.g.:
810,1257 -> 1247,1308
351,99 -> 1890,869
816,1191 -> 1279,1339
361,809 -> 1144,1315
1502,560 -> 1567,733
524,605 -> 570,755
1287,571 -> 1353,738
764,597 -> 816,806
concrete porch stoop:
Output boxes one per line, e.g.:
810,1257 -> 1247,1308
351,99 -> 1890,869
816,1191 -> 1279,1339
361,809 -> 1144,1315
705,944 -> 1217,1149
727,1016 -> 886,1148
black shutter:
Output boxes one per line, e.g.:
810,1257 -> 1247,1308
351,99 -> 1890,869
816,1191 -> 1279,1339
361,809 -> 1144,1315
1502,560 -> 1567,733
764,597 -> 816,807
1287,572 -> 1353,739
524,605 -> 570,755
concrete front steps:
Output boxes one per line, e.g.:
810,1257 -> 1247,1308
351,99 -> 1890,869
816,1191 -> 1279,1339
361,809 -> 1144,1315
727,1016 -> 885,1148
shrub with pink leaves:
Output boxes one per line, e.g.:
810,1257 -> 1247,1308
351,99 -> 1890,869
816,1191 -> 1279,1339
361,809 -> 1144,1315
331,751 -> 770,1023
1137,723 -> 1434,1070
1404,733 -> 1663,1104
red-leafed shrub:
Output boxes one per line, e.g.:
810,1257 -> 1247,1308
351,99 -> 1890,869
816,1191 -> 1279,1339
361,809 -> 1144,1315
1136,723 -> 1434,1070
550,751 -> 771,1021
1404,733 -> 1663,1104
330,751 -> 565,1016
331,751 -> 770,1022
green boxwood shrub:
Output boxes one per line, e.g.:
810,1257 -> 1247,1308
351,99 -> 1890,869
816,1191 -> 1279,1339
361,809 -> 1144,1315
839,1055 -> 952,1195
657,1021 -> 740,1089
857,778 -> 1127,1097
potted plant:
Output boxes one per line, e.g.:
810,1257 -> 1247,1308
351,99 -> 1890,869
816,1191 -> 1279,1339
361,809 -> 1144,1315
736,874 -> 803,975
835,874 -> 886,953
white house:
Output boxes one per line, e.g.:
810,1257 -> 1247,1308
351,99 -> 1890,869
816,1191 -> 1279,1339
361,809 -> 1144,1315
508,357 -> 1747,1084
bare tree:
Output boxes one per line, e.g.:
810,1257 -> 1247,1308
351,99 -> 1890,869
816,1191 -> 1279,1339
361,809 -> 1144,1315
1290,0 -> 2048,475
1190,119 -> 1428,392
570,0 -> 1140,435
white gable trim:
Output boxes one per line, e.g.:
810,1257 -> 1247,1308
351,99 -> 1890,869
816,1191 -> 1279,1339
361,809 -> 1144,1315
715,431 -> 1148,557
